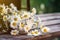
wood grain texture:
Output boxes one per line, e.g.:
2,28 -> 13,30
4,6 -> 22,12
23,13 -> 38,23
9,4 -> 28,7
0,13 -> 60,40
26,31 -> 60,40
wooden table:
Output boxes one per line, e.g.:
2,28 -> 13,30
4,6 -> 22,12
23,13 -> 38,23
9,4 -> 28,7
0,13 -> 60,40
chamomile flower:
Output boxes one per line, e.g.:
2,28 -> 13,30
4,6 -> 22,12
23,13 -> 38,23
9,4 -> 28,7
33,22 -> 39,28
24,25 -> 31,32
12,12 -> 17,16
27,31 -> 35,36
0,4 -> 7,15
11,15 -> 20,22
10,3 -> 18,11
26,20 -> 34,27
21,11 -> 30,19
33,30 -> 41,36
3,15 -> 8,21
10,21 -> 18,29
10,30 -> 19,35
41,27 -> 50,33
40,24 -> 44,29
28,30 -> 41,36
19,22 -> 25,30
31,8 -> 36,16
7,8 -> 13,13
17,11 -> 21,15
32,16 -> 38,22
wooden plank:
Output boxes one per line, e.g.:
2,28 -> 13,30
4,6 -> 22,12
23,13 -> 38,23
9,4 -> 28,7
42,20 -> 60,26
46,25 -> 60,33
0,34 -> 33,40
38,13 -> 60,17
40,16 -> 60,21
36,13 -> 60,26
26,31 -> 60,40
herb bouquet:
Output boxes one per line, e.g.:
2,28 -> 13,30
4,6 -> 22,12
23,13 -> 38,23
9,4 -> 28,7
0,3 -> 50,36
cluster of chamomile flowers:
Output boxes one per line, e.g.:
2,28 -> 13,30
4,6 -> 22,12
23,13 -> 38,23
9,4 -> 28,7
0,3 -> 50,36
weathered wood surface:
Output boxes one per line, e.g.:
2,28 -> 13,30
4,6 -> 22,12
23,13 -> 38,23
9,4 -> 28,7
0,13 -> 60,40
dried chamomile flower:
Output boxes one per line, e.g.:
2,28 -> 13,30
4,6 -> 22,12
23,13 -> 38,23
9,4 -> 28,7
33,22 -> 39,28
28,30 -> 41,36
40,25 -> 43,29
10,21 -> 18,29
24,25 -> 31,32
12,12 -> 17,16
41,27 -> 50,33
26,20 -> 34,27
19,22 -> 25,30
3,15 -> 8,21
10,30 -> 19,35
21,11 -> 31,20
10,15 -> 20,22
31,8 -> 36,16
10,3 -> 18,11
0,4 -> 7,15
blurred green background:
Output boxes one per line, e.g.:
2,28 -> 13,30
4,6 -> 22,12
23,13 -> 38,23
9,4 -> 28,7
21,0 -> 60,14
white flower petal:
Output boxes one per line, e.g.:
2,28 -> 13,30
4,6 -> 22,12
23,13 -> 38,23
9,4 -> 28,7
31,8 -> 36,16
24,25 -> 31,32
10,15 -> 20,22
19,22 -> 25,30
3,15 -> 8,21
41,27 -> 50,33
10,21 -> 18,29
10,30 -> 19,35
28,30 -> 41,36
21,11 -> 31,20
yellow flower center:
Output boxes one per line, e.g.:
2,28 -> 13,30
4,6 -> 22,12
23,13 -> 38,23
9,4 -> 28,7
14,18 -> 18,21
44,28 -> 47,32
13,31 -> 17,35
3,16 -> 7,21
20,23 -> 24,27
13,13 -> 17,15
24,15 -> 28,18
20,16 -> 22,19
34,31 -> 38,34
12,22 -> 17,27
35,22 -> 38,27
13,31 -> 16,34
26,27 -> 29,30
31,31 -> 35,34
4,17 -> 7,20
